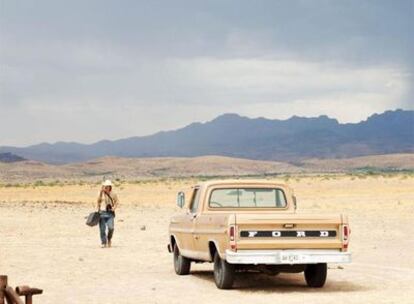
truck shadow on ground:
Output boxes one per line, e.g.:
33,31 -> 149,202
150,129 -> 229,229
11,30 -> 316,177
191,270 -> 371,293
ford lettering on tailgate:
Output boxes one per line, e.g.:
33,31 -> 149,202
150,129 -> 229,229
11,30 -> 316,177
240,230 -> 337,238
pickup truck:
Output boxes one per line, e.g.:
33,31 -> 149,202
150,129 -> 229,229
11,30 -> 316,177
167,180 -> 351,289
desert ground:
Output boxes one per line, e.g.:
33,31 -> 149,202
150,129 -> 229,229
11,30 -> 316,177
1,174 -> 414,303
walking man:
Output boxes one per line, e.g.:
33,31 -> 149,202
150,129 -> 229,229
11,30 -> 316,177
97,180 -> 119,248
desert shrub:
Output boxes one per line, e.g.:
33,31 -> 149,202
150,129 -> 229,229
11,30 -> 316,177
47,180 -> 62,187
283,175 -> 290,182
34,180 -> 46,187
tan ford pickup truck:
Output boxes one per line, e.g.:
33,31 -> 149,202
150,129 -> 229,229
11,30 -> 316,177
167,180 -> 351,289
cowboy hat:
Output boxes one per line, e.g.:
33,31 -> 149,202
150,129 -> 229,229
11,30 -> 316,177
102,179 -> 113,187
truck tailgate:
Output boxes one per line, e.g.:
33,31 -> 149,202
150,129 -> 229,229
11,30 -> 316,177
235,213 -> 344,250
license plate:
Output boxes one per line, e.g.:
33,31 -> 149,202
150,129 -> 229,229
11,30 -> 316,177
280,253 -> 300,263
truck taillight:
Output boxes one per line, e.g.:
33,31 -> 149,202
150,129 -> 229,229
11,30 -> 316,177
229,226 -> 235,241
229,225 -> 237,251
342,225 -> 350,251
343,225 -> 349,241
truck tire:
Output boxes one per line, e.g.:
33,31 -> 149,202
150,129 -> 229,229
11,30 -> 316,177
173,244 -> 191,275
304,263 -> 327,288
213,252 -> 235,289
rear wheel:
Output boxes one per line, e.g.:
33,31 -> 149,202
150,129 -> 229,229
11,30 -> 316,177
173,244 -> 191,275
304,263 -> 327,288
213,252 -> 235,289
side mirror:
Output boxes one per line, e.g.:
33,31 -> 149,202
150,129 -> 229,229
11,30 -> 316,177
293,195 -> 297,210
177,191 -> 185,208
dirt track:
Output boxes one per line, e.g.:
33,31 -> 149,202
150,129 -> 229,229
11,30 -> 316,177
1,176 -> 413,303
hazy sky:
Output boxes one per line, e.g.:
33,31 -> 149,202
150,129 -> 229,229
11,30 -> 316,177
1,0 -> 413,146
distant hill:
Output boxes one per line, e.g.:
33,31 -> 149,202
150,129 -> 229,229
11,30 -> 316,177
0,155 -> 300,182
0,109 -> 413,164
0,154 -> 412,183
301,153 -> 414,172
0,152 -> 26,163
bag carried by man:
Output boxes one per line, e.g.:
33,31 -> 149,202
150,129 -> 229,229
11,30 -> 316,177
86,212 -> 100,227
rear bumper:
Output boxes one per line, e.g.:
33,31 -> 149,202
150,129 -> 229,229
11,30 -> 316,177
225,249 -> 351,265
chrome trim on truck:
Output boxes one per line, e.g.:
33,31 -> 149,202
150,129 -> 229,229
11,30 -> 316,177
225,249 -> 351,265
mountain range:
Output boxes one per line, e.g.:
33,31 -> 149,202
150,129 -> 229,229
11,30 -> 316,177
0,152 -> 26,163
1,109 -> 413,164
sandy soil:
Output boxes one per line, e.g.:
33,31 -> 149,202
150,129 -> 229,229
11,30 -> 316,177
1,175 -> 413,303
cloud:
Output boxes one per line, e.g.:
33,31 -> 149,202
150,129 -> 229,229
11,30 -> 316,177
1,52 -> 409,146
169,58 -> 408,98
166,57 -> 409,120
0,0 -> 412,146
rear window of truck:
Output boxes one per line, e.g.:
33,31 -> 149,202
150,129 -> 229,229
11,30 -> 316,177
209,188 -> 287,208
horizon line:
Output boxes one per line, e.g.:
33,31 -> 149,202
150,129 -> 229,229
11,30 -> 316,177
1,108 -> 412,148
